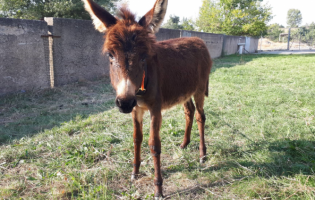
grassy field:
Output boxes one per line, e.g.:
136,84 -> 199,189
0,54 -> 315,199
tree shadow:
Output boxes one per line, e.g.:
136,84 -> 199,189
161,114 -> 315,198
161,137 -> 315,198
0,78 -> 116,145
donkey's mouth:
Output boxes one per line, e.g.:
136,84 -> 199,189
116,98 -> 137,114
118,107 -> 134,113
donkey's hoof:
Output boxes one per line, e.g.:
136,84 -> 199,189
200,157 -> 206,164
154,194 -> 164,200
180,141 -> 190,149
131,173 -> 138,181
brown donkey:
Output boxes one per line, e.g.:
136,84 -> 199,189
83,0 -> 212,198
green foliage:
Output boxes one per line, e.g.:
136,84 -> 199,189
266,23 -> 284,42
196,0 -> 223,33
163,15 -> 182,29
0,0 -> 117,20
288,24 -> 315,47
181,18 -> 195,31
287,9 -> 302,28
309,22 -> 315,29
196,0 -> 272,36
162,15 -> 195,31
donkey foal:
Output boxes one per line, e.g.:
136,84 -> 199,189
83,0 -> 212,198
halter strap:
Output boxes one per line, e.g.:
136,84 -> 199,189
136,61 -> 148,96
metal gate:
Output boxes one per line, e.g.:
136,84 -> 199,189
259,26 -> 315,51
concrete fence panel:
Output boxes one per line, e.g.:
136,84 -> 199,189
245,37 -> 259,53
0,18 -> 50,95
156,28 -> 181,41
0,18 -> 259,96
45,18 -> 109,86
181,30 -> 224,58
223,35 -> 246,55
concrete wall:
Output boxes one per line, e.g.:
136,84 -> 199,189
181,30 -> 224,58
45,18 -> 109,86
245,37 -> 259,53
157,29 -> 245,58
156,28 -> 180,41
0,18 -> 50,95
222,36 -> 246,56
0,17 -> 259,95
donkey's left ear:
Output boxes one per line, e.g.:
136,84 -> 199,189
82,0 -> 117,32
138,0 -> 168,34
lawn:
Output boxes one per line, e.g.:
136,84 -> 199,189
0,54 -> 315,199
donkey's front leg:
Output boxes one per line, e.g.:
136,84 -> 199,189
131,106 -> 144,181
149,108 -> 163,198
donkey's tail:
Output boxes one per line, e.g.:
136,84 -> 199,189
205,79 -> 209,97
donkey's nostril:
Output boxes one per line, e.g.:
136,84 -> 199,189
116,98 -> 122,107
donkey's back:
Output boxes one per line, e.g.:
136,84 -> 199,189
154,37 -> 212,109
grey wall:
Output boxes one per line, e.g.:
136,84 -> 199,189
45,18 -> 109,86
245,37 -> 259,53
156,28 -> 180,41
158,29 -> 245,58
0,18 -> 259,95
0,18 -> 50,95
181,30 -> 224,58
222,36 -> 246,56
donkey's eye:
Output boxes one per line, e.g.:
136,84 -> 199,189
108,53 -> 114,59
141,55 -> 147,62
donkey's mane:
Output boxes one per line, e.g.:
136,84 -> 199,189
117,7 -> 136,23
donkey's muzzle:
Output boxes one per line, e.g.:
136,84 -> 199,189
115,97 -> 137,113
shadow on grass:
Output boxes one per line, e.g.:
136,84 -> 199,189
164,132 -> 315,177
0,79 -> 116,145
161,137 -> 315,198
161,110 -> 315,197
2,54 -> 313,145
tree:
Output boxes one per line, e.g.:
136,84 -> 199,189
196,0 -> 272,36
309,22 -> 315,30
162,16 -> 195,31
195,0 -> 223,33
287,9 -> 302,28
0,0 -> 117,20
266,23 -> 284,42
181,18 -> 195,31
162,15 -> 183,30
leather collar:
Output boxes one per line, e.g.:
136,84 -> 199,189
136,61 -> 148,96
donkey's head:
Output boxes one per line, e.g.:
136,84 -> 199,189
83,0 -> 168,113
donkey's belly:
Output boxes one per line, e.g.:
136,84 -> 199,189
161,90 -> 195,110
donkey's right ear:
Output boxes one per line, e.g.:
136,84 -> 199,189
82,0 -> 117,32
138,0 -> 168,34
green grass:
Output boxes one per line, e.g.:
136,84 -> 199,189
0,54 -> 315,199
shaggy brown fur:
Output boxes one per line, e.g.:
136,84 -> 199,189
83,0 -> 212,198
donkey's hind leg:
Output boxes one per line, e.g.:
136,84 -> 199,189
180,98 -> 195,149
194,92 -> 207,163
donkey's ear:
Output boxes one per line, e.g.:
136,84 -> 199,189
82,0 -> 117,32
138,0 -> 168,34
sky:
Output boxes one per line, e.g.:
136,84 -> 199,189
123,0 -> 314,26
